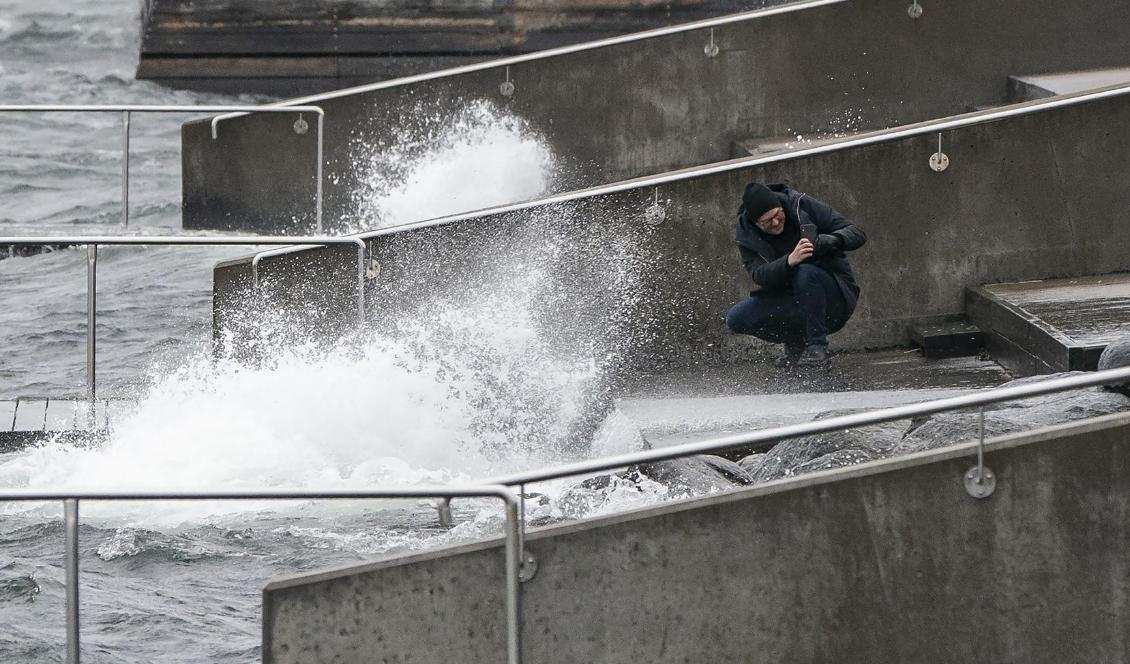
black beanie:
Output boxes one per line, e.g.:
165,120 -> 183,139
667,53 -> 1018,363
742,183 -> 780,221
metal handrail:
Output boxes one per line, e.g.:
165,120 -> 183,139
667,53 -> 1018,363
484,365 -> 1130,488
0,485 -> 523,664
0,105 -> 326,232
0,236 -> 367,405
241,80 -> 1130,268
364,81 -> 1130,239
208,0 -> 844,109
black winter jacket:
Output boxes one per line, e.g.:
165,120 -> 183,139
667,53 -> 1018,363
734,183 -> 867,311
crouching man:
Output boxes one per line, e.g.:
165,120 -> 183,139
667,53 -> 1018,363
725,182 -> 867,368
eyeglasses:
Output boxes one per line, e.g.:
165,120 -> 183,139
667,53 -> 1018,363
755,208 -> 784,228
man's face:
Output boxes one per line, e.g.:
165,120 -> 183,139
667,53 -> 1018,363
756,207 -> 785,235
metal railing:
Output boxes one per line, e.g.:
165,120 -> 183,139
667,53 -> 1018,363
0,236 -> 367,405
240,80 -> 1130,270
0,105 -> 325,232
360,81 -> 1130,239
0,486 -> 523,664
481,365 -> 1130,555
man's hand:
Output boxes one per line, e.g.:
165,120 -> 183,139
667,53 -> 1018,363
814,233 -> 843,256
787,238 -> 814,266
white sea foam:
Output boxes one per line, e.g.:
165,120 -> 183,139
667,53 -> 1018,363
0,285 -> 638,527
346,99 -> 555,231
0,98 -> 662,532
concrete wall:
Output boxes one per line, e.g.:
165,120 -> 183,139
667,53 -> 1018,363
263,412 -> 1130,663
213,90 -> 1130,360
182,0 -> 1130,233
139,0 -> 774,94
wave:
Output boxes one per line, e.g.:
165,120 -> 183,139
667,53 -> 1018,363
345,98 -> 558,232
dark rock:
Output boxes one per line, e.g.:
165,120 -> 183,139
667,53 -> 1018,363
738,452 -> 766,475
556,473 -> 641,519
896,373 -> 1130,454
794,448 -> 877,475
636,455 -> 752,494
747,414 -> 909,483
555,454 -> 754,519
696,455 -> 755,485
1098,335 -> 1130,396
726,374 -> 1130,486
0,244 -> 70,261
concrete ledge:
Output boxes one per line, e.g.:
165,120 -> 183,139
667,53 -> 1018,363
1009,66 -> 1130,102
263,412 -> 1130,663
968,274 -> 1130,374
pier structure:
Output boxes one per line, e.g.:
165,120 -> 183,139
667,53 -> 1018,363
137,0 -> 772,94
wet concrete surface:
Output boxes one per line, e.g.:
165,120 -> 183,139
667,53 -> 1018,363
1010,66 -> 1130,99
612,348 -> 1011,448
982,273 -> 1130,347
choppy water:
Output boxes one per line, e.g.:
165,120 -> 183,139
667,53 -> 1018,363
0,1 -> 664,660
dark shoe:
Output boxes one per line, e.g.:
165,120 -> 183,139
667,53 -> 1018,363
774,342 -> 805,368
796,344 -> 831,368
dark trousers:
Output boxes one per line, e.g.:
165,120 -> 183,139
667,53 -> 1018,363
725,264 -> 851,348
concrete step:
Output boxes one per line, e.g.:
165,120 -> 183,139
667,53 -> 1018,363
966,273 -> 1130,376
908,318 -> 984,359
1008,66 -> 1130,103
609,348 -> 1010,452
730,130 -> 867,159
0,397 -> 123,452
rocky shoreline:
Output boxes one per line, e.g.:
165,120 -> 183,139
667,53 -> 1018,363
559,340 -> 1130,516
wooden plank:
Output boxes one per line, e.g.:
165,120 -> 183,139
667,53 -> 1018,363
13,400 -> 46,432
44,400 -> 78,431
0,401 -> 16,433
139,56 -> 338,78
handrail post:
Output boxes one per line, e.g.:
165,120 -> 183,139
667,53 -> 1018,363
316,112 -> 324,234
86,244 -> 97,417
517,483 -> 526,558
64,498 -> 80,664
353,239 -> 366,324
502,496 -> 522,664
120,111 -> 130,228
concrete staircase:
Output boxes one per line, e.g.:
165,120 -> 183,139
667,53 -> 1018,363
966,273 -> 1130,375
